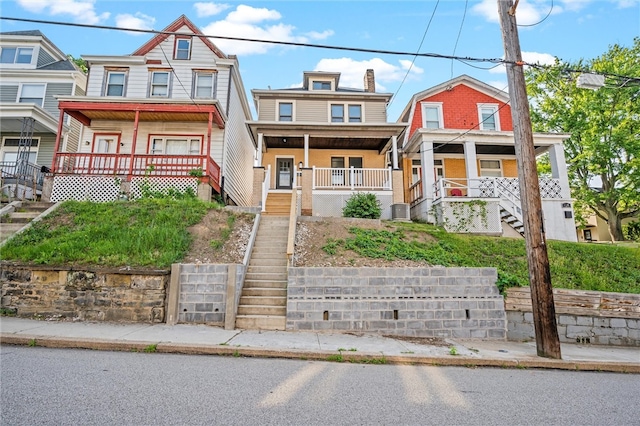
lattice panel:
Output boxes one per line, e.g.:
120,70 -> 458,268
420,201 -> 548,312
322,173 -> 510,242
312,192 -> 393,220
440,200 -> 502,233
539,178 -> 562,198
478,178 -> 497,198
51,176 -> 120,202
130,177 -> 198,199
495,178 -> 520,198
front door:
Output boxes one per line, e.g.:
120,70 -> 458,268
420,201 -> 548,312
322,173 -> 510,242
276,158 -> 293,189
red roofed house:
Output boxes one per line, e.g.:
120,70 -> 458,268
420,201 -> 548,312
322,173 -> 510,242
46,15 -> 255,205
398,75 -> 577,242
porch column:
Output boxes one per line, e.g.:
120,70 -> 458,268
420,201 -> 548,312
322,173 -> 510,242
251,166 -> 265,208
420,141 -> 435,200
549,143 -> 571,198
128,110 -> 140,179
301,167 -> 313,216
51,108 -> 66,171
391,135 -> 399,169
207,111 -> 213,159
464,141 -> 479,196
256,133 -> 263,167
304,134 -> 309,167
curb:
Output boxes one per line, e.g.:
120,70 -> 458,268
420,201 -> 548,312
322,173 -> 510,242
2,334 -> 639,374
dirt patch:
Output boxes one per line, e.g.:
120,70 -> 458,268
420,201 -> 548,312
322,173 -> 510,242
382,335 -> 450,347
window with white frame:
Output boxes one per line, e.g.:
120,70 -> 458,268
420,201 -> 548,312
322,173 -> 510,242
18,84 -> 45,106
1,137 -> 39,164
278,102 -> 293,121
312,80 -> 332,90
331,104 -> 344,122
150,137 -> 202,155
149,71 -> 170,97
434,159 -> 444,180
422,103 -> 443,128
411,159 -> 422,184
331,103 -> 362,123
479,105 -> 499,131
0,47 -> 34,64
194,72 -> 216,98
105,70 -> 127,96
348,104 -> 362,122
479,159 -> 502,177
174,38 -> 191,60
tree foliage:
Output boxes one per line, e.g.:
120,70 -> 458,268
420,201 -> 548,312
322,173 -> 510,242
67,54 -> 87,73
526,38 -> 640,240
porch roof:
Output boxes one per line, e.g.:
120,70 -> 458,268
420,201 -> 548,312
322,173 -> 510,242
56,97 -> 226,129
246,121 -> 406,152
0,102 -> 69,134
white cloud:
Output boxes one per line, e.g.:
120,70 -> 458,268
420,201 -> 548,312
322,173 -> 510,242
115,13 -> 155,34
194,2 -> 231,18
472,0 -> 545,25
314,57 -> 424,92
17,0 -> 109,25
201,5 -> 333,55
489,51 -> 557,73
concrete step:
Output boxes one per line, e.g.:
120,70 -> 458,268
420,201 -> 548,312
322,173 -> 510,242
239,295 -> 287,306
235,315 -> 286,330
1,212 -> 40,223
245,273 -> 288,282
243,280 -> 287,289
0,223 -> 25,233
237,304 -> 286,316
242,287 -> 287,297
250,251 -> 289,259
247,259 -> 288,268
246,265 -> 288,274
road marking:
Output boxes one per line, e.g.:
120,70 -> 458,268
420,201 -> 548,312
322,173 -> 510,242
259,362 -> 326,407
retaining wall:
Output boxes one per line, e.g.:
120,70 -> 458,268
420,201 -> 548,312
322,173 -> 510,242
286,267 -> 506,338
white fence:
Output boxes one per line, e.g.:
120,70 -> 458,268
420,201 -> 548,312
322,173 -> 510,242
313,167 -> 392,190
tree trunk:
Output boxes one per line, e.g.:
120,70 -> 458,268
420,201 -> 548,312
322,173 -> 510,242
606,208 -> 624,241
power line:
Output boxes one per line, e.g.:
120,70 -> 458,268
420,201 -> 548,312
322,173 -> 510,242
450,0 -> 469,79
518,0 -> 554,28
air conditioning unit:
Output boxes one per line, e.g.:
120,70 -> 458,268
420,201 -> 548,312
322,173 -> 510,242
391,203 -> 410,221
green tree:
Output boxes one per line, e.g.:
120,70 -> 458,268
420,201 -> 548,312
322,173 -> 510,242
67,54 -> 87,73
526,38 -> 640,241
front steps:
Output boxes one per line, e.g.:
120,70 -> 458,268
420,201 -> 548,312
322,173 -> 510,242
500,207 -> 525,237
264,192 -> 292,216
0,202 -> 54,243
235,216 -> 289,330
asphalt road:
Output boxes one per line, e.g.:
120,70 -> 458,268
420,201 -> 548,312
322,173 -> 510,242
1,346 -> 638,425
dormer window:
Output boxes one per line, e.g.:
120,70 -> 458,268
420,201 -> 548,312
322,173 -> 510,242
479,105 -> 500,131
421,103 -> 443,129
312,81 -> 331,90
1,47 -> 33,64
174,38 -> 191,60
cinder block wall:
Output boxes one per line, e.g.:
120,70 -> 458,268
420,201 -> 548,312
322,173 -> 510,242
286,267 -> 506,339
1,265 -> 168,322
177,264 -> 245,325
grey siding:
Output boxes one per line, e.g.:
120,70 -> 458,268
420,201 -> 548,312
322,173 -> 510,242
296,99 -> 327,122
74,83 -> 85,96
43,83 -> 73,117
221,77 -> 254,206
37,49 -> 55,68
66,119 -> 81,154
0,85 -> 19,103
35,133 -> 56,167
364,101 -> 387,123
258,98 -> 276,121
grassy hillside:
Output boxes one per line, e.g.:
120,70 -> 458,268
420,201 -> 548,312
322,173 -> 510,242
1,201 -> 638,294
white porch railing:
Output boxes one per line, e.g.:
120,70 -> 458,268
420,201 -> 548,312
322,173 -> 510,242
312,166 -> 392,190
261,164 -> 271,212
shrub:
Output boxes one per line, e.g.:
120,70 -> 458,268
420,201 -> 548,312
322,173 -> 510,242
623,220 -> 640,242
342,193 -> 382,219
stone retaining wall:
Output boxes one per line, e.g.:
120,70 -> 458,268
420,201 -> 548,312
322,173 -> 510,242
286,267 -> 506,338
0,264 -> 169,322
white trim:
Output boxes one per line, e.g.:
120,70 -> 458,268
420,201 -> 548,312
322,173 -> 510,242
276,100 -> 295,121
328,102 -> 364,123
17,82 -> 46,107
479,158 -> 503,177
478,103 -> 500,131
148,70 -> 171,98
421,102 -> 444,129
104,69 -> 128,97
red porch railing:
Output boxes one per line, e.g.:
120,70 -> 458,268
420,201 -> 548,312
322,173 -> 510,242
52,153 -> 221,192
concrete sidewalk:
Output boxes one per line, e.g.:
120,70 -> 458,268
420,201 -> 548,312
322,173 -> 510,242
1,317 -> 638,373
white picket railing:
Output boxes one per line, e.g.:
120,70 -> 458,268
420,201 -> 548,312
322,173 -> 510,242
312,166 -> 392,190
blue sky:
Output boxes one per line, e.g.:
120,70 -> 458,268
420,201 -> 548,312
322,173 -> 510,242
1,0 -> 638,119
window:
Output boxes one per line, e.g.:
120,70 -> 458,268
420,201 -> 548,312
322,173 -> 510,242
105,71 -> 126,96
278,102 -> 293,121
149,71 -> 170,97
422,103 -> 442,129
0,47 -> 33,64
434,159 -> 444,181
312,81 -> 331,90
479,105 -> 499,131
331,104 -> 344,122
479,159 -> 502,177
331,156 -> 345,185
1,137 -> 39,164
18,84 -> 45,106
194,72 -> 215,98
348,104 -> 362,122
411,159 -> 422,184
174,38 -> 191,60
150,137 -> 202,155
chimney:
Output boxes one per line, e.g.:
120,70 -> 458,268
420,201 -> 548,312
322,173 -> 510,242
364,69 -> 375,93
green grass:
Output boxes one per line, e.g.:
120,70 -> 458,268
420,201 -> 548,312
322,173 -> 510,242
322,222 -> 640,294
0,198 -> 217,268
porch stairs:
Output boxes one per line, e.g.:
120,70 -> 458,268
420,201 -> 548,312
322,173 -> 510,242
500,207 -> 525,237
235,216 -> 289,330
264,192 -> 292,216
0,202 -> 54,243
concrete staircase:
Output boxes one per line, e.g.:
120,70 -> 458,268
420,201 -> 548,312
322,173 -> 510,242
264,192 -> 292,216
0,201 -> 54,243
500,207 -> 525,237
235,216 -> 289,330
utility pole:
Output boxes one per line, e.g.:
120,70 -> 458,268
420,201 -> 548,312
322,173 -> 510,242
497,0 -> 561,359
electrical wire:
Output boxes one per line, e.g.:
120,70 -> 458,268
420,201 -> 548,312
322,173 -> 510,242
157,41 -> 199,107
450,0 -> 469,78
518,0 -> 554,27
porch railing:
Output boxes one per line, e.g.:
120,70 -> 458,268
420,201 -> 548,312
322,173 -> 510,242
312,166 -> 392,190
261,164 -> 271,212
431,177 -> 562,200
0,160 -> 46,188
51,153 -> 221,190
